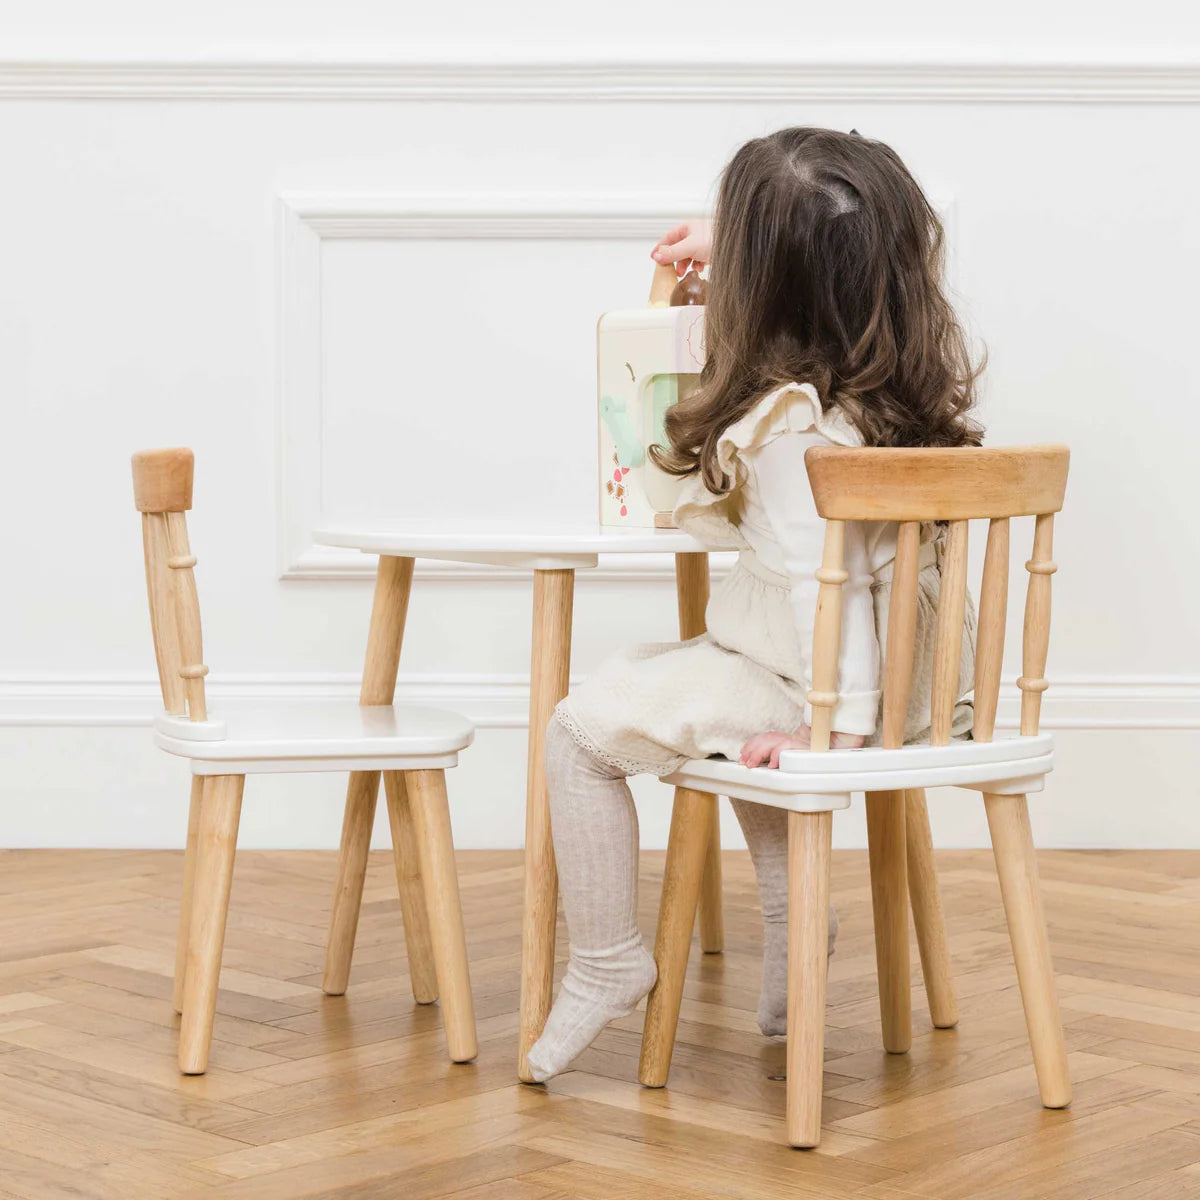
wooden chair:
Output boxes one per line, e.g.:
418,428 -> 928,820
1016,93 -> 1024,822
132,448 -> 478,1075
639,444 -> 1072,1147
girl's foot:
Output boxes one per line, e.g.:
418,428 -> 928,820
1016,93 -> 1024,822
757,906 -> 838,1037
526,939 -> 657,1082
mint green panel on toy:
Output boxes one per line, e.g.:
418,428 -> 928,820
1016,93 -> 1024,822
651,375 -> 676,447
599,394 -> 645,469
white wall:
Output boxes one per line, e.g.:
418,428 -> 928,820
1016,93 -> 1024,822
1,4 -> 1198,850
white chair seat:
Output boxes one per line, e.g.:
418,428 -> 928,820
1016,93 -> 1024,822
154,702 -> 474,775
664,733 -> 1054,811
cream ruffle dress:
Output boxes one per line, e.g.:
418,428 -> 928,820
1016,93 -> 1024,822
555,384 -> 976,777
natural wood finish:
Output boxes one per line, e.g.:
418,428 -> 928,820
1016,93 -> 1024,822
673,552 -> 710,641
141,513 -> 186,715
323,555 -> 428,998
517,569 -> 575,1082
807,520 -> 847,753
786,810 -> 833,1148
164,511 -> 208,722
904,789 -> 958,1029
137,503 -> 207,721
131,471 -> 474,1081
1019,514 -> 1056,737
323,770 -> 381,997
865,791 -> 911,1054
983,792 -> 1072,1108
361,555 -> 415,702
171,776 -> 204,1015
805,443 -> 1070,521
178,773 -> 244,1074
929,519 -> 968,745
973,517 -> 1011,742
384,771 -> 438,1005
674,552 -> 723,956
406,770 -> 478,1064
639,788 -> 717,1088
4,846 -> 1196,1194
697,802 -> 723,955
636,446 -> 1073,1144
131,446 -> 194,512
881,521 -> 920,750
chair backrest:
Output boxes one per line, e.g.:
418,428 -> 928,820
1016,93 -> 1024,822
131,448 -> 209,721
802,444 -> 1070,752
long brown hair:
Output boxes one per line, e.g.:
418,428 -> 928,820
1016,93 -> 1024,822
651,127 -> 982,493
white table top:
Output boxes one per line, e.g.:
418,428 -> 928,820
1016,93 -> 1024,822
314,522 -> 711,570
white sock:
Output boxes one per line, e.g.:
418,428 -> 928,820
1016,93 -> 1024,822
526,720 -> 658,1083
730,799 -> 838,1038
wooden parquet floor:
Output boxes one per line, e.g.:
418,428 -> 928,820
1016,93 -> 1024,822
1,847 -> 1198,1199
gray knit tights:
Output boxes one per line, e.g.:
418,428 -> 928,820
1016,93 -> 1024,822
525,719 -> 837,1082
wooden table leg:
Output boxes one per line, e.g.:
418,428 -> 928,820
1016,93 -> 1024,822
675,552 -> 723,954
639,785 -> 716,1087
517,568 -> 575,1082
323,556 -> 436,1000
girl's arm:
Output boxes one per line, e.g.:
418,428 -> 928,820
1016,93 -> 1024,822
738,432 -> 881,767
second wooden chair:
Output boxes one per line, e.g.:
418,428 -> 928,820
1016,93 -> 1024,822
132,448 -> 478,1074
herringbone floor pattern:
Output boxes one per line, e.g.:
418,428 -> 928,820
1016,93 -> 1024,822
1,846 -> 1198,1198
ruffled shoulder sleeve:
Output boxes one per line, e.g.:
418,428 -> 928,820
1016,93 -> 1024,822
672,383 -> 860,548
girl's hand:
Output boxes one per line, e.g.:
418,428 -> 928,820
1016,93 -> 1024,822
651,219 -> 713,277
739,727 -> 866,769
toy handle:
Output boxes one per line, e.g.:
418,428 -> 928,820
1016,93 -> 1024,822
648,263 -> 677,307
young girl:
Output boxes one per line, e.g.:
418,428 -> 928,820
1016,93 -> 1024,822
526,127 -> 979,1082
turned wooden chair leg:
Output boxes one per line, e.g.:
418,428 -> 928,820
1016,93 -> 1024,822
407,769 -> 477,1064
384,771 -> 439,1005
787,809 -> 833,1149
179,774 -> 243,1075
984,792 -> 1071,1108
698,805 -> 725,954
172,776 -> 203,1015
905,788 -> 958,1029
639,786 -> 715,1087
322,771 -> 379,996
866,789 -> 911,1054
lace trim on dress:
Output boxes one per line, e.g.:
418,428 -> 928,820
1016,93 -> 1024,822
552,703 -> 685,779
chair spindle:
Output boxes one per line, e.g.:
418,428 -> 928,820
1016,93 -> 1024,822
807,521 -> 847,753
929,520 -> 969,746
1019,514 -> 1056,736
142,511 -> 187,715
973,518 -> 1010,743
881,521 -> 921,749
165,510 -> 208,722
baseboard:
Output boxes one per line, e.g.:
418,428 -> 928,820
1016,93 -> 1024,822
1,672 -> 1197,730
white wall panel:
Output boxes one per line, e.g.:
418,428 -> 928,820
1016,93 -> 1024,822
0,16 -> 1197,847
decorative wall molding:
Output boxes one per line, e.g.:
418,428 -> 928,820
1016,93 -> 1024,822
2,60 -> 1198,103
276,193 -> 704,582
4,674 -> 1198,731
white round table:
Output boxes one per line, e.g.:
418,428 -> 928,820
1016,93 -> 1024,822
313,522 -> 725,1080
